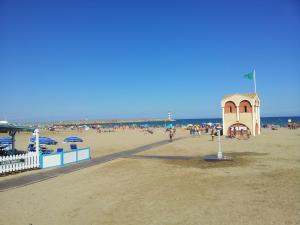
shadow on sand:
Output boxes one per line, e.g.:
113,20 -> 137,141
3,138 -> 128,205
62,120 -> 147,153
124,152 -> 269,169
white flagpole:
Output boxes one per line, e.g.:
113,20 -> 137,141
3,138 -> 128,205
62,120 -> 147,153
253,69 -> 257,93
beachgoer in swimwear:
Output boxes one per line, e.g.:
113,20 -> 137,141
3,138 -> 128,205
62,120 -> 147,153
246,128 -> 251,139
211,128 -> 215,141
169,128 -> 175,142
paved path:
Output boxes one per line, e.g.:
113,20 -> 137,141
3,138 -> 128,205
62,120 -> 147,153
0,137 -> 186,192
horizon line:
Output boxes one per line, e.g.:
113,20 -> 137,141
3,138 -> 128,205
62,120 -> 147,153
13,115 -> 300,124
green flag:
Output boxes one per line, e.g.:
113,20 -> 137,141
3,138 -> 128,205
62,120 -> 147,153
244,72 -> 254,80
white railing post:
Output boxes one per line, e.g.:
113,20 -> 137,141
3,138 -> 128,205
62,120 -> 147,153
34,129 -> 40,167
29,152 -> 32,169
12,155 -> 15,172
0,156 -> 3,173
4,156 -> 8,173
9,155 -> 12,172
21,154 -> 24,170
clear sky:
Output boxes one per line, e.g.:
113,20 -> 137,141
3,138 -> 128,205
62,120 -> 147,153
1,0 -> 299,122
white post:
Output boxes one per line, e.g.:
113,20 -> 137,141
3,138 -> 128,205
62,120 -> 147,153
253,70 -> 257,94
217,130 -> 223,159
34,129 -> 40,167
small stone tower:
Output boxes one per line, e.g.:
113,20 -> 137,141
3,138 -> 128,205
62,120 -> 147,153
221,93 -> 261,136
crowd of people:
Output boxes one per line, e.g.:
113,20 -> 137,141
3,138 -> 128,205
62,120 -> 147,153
187,124 -> 224,142
46,121 -> 299,144
187,124 -> 254,141
188,124 -> 218,136
288,122 -> 299,129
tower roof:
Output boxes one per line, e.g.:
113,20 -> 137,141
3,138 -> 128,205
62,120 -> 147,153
223,93 -> 258,100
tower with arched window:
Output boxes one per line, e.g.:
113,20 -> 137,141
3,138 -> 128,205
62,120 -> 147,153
221,93 -> 261,137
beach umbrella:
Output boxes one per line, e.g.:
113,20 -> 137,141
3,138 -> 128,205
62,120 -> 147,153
30,136 -> 58,145
0,137 -> 12,144
63,136 -> 83,143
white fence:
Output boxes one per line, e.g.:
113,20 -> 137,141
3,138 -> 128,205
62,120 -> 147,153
0,147 -> 91,174
40,147 -> 91,169
0,152 -> 38,174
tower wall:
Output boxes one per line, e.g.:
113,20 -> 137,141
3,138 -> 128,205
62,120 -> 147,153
221,94 -> 261,136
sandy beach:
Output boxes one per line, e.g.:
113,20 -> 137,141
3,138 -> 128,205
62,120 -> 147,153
0,128 -> 300,225
2,0 -> 299,224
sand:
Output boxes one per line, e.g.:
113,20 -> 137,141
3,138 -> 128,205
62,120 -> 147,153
0,128 -> 300,225
2,128 -> 187,157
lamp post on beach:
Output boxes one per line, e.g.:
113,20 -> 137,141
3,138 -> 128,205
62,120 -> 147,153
34,129 -> 40,167
203,128 -> 231,161
217,130 -> 223,159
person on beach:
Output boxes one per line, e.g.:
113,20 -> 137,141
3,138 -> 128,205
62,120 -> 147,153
229,127 -> 233,138
233,127 -> 237,137
197,126 -> 201,135
192,126 -> 195,136
168,128 -> 175,143
246,128 -> 251,139
240,129 -> 244,139
211,127 -> 215,141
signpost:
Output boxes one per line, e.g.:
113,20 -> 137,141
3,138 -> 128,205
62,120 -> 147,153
0,158 -> 25,165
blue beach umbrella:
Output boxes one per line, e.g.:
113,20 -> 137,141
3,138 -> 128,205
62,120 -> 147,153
30,136 -> 58,145
63,136 -> 83,143
0,137 -> 13,144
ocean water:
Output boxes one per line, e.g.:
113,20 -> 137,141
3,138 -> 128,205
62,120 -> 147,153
104,116 -> 300,127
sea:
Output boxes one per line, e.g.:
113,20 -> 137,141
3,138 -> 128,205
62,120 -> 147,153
103,116 -> 300,128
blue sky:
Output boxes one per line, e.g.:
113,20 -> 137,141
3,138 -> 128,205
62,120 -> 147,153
0,0 -> 299,122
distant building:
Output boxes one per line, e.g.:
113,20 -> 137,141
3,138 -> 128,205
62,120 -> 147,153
221,93 -> 261,136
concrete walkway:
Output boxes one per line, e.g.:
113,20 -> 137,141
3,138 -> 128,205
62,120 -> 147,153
0,137 -> 186,192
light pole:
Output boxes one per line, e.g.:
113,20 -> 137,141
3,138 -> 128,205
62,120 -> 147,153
34,129 -> 40,167
217,129 -> 223,159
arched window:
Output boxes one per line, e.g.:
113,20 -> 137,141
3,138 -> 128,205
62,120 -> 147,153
225,101 -> 236,113
227,123 -> 250,137
239,100 -> 252,113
